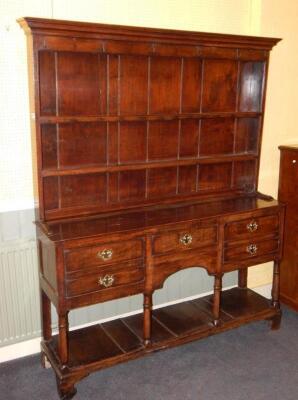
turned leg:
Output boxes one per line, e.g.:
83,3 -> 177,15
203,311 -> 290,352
58,312 -> 69,365
213,275 -> 222,327
238,268 -> 248,289
41,290 -> 52,340
40,291 -> 52,368
272,260 -> 280,309
271,260 -> 282,330
271,311 -> 282,330
143,292 -> 152,346
56,377 -> 77,400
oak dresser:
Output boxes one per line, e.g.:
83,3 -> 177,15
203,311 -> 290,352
18,17 -> 284,399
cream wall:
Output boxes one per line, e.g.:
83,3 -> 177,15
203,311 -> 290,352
248,0 -> 298,287
0,0 -> 297,287
259,0 -> 298,194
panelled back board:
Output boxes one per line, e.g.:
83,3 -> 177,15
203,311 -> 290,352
19,18 -> 274,221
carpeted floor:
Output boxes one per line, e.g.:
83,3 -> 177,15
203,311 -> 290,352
1,307 -> 298,400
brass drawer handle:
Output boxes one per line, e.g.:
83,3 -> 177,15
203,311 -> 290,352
98,274 -> 115,288
180,233 -> 193,246
246,220 -> 258,232
97,248 -> 113,261
246,244 -> 258,255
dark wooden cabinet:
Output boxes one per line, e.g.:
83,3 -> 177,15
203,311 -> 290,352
278,145 -> 298,311
18,17 -> 284,399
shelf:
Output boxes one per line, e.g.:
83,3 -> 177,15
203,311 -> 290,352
43,288 -> 276,372
38,112 -> 262,124
41,154 -> 258,177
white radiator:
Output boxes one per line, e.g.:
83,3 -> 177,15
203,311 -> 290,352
0,240 -> 41,347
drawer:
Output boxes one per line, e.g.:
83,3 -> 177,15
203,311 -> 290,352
65,238 -> 144,272
224,239 -> 279,263
225,214 -> 279,241
153,224 -> 217,255
66,262 -> 144,298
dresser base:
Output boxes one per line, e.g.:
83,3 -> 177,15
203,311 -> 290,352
41,287 -> 280,399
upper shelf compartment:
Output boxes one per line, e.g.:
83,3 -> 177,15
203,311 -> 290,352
38,50 -> 266,118
18,17 -> 280,221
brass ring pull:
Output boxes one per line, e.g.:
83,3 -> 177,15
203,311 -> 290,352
180,233 -> 193,245
246,244 -> 258,255
246,221 -> 258,232
98,274 -> 115,288
97,249 -> 113,261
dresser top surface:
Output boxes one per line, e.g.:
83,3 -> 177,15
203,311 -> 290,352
38,195 -> 281,242
279,145 -> 298,151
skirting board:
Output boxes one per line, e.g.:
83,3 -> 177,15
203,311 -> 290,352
0,284 -> 271,363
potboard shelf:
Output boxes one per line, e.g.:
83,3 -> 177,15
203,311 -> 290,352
43,288 -> 276,375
